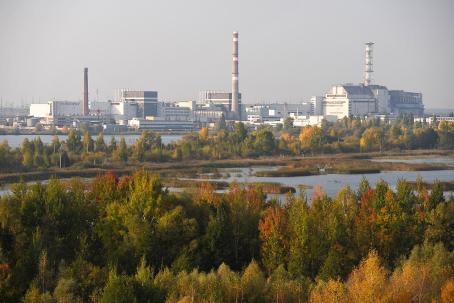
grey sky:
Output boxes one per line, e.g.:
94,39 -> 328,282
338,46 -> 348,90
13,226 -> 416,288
1,0 -> 453,108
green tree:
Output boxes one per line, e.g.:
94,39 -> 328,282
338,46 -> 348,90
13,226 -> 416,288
283,117 -> 294,130
82,131 -> 94,153
66,129 -> 82,153
95,132 -> 107,153
100,271 -> 137,303
117,137 -> 128,162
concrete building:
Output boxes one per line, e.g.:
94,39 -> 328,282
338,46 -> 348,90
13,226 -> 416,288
292,115 -> 337,127
199,91 -> 241,112
116,89 -> 158,118
414,116 -> 454,125
389,90 -> 424,116
29,103 -> 51,118
30,100 -> 82,118
310,96 -> 324,115
128,118 -> 194,131
193,105 -> 225,123
369,85 -> 391,113
245,103 -> 312,123
110,100 -> 138,121
316,42 -> 424,119
317,83 -> 423,119
174,100 -> 196,110
157,102 -> 193,121
90,101 -> 111,116
322,84 -> 377,119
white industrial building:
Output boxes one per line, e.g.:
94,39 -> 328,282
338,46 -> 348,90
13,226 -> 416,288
315,83 -> 423,119
199,91 -> 240,111
29,103 -> 52,118
115,89 -> 158,118
292,115 -> 337,127
322,84 -> 377,119
414,116 -> 454,125
128,118 -> 194,131
30,100 -> 82,118
157,102 -> 193,121
245,102 -> 313,123
311,42 -> 424,119
198,90 -> 245,120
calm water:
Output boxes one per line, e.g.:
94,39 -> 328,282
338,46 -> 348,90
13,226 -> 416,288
192,166 -> 454,198
0,134 -> 183,147
1,158 -> 454,199
371,157 -> 454,166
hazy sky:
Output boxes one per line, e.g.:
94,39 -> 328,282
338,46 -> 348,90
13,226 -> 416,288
1,0 -> 453,108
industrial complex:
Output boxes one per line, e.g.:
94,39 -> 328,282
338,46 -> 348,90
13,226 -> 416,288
8,34 -> 430,132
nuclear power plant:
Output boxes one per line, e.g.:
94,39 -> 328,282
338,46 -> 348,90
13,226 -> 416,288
309,42 -> 424,120
26,33 -> 426,132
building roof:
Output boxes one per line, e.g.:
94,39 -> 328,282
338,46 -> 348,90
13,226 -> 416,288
342,84 -> 373,96
367,84 -> 388,90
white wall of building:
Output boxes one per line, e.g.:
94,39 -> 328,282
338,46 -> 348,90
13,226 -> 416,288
323,85 -> 376,119
51,101 -> 81,116
293,115 -> 337,127
111,101 -> 138,121
30,103 -> 51,118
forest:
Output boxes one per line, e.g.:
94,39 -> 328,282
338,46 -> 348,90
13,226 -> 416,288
0,115 -> 454,172
0,171 -> 453,302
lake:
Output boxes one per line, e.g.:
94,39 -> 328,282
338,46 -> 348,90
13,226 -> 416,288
0,134 -> 183,147
190,166 -> 454,198
371,157 -> 454,166
1,157 -> 454,199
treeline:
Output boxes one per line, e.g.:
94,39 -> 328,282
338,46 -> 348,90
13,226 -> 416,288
1,116 -> 454,172
0,171 -> 452,302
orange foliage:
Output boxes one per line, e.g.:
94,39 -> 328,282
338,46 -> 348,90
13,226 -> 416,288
346,250 -> 388,302
280,132 -> 292,142
440,279 -> 454,303
299,126 -> 322,151
310,279 -> 347,303
196,182 -> 220,205
311,185 -> 326,201
259,207 -> 287,241
198,127 -> 209,141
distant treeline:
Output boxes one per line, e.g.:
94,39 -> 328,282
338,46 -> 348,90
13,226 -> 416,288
1,115 -> 454,172
0,172 -> 452,302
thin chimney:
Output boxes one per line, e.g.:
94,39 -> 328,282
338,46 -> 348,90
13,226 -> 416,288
231,31 -> 239,119
83,67 -> 89,115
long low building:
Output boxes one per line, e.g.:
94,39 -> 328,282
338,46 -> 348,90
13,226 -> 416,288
128,118 -> 195,131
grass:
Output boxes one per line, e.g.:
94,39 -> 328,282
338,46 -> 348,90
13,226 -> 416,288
0,151 -> 452,186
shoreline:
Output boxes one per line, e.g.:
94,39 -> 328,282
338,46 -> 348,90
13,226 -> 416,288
1,150 -> 453,186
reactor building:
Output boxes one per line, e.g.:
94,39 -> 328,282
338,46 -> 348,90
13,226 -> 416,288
313,42 -> 424,119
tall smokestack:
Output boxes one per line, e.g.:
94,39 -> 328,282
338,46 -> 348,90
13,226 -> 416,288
83,67 -> 89,115
364,42 -> 374,86
231,31 -> 239,119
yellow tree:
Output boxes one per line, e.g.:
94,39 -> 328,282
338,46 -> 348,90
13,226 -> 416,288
346,250 -> 388,303
299,126 -> 322,154
360,128 -> 384,152
199,127 -> 209,141
310,279 -> 347,303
